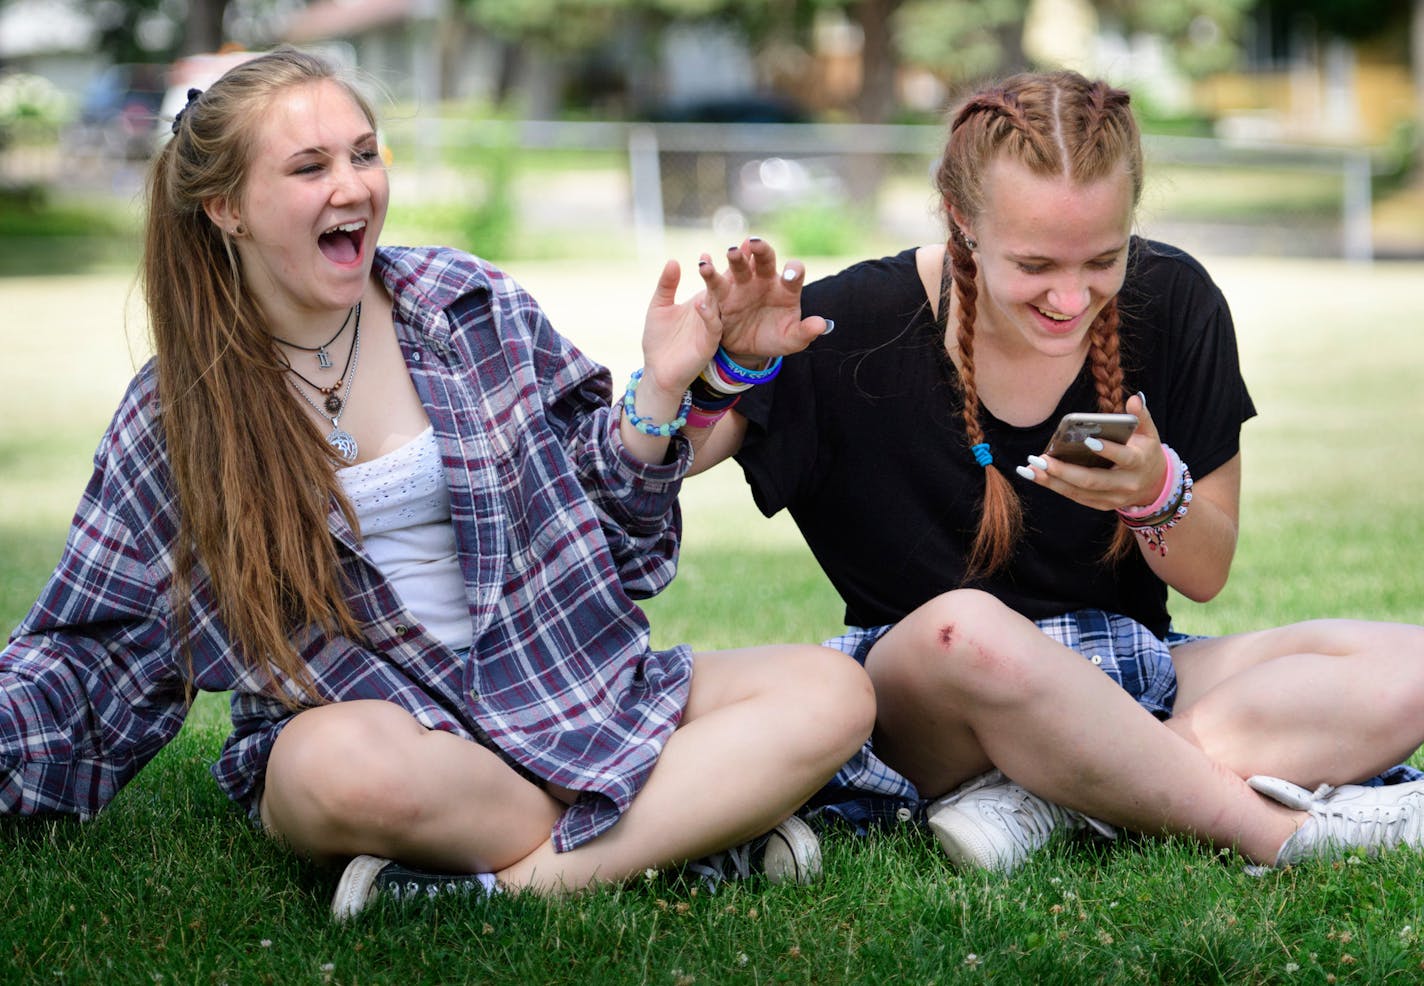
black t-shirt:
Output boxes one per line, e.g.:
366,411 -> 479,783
734,237 -> 1256,637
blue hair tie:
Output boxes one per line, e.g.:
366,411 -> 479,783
971,442 -> 993,467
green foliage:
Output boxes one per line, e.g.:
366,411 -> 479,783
761,198 -> 866,258
1260,0 -> 1415,41
895,0 -> 1029,83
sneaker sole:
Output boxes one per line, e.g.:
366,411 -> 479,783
761,816 -> 822,884
331,854 -> 389,921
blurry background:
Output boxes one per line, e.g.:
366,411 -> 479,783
1,0 -> 1422,267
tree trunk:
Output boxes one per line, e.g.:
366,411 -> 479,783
852,0 -> 903,124
181,0 -> 230,55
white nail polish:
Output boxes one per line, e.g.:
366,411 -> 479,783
821,319 -> 835,334
782,268 -> 798,281
1027,455 -> 1048,469
1085,437 -> 1104,451
1015,465 -> 1036,481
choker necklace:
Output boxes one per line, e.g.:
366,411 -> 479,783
286,302 -> 362,462
273,305 -> 355,369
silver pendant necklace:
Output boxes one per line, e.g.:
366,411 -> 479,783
285,302 -> 362,463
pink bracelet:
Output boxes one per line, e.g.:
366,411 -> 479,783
1117,444 -> 1180,521
684,402 -> 736,430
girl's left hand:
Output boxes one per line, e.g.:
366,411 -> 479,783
1015,393 -> 1169,512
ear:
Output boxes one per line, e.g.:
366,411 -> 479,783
948,204 -> 974,242
203,197 -> 240,237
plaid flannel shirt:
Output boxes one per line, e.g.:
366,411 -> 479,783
1,246 -> 694,852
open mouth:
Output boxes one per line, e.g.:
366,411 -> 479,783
318,219 -> 366,264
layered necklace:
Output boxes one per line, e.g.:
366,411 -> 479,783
281,303 -> 363,463
272,305 -> 354,369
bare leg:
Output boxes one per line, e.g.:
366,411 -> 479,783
866,589 -> 1301,863
260,699 -> 563,872
262,644 -> 874,891
1167,619 -> 1424,787
497,644 -> 875,892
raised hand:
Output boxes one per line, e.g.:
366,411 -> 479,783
697,238 -> 830,363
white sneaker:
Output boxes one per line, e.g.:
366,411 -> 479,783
1249,774 -> 1424,865
926,770 -> 1105,874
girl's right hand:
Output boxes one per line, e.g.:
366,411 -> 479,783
697,238 -> 830,363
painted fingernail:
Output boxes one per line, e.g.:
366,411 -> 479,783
1135,390 -> 1147,408
727,245 -> 740,253
782,267 -> 798,281
821,318 -> 835,335
1015,465 -> 1037,481
698,259 -> 711,267
749,236 -> 762,242
1027,455 -> 1048,469
1085,437 -> 1104,451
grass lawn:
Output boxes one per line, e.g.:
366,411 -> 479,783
3,237 -> 1424,983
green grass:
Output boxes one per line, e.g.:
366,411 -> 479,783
4,246 -> 1424,982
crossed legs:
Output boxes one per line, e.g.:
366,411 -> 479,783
865,590 -> 1424,864
259,643 -> 874,892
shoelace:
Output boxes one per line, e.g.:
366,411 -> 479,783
984,787 -> 1072,852
685,842 -> 755,893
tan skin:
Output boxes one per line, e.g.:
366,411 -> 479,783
673,156 -> 1424,864
203,79 -> 877,890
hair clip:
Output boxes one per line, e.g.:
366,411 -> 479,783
171,88 -> 203,135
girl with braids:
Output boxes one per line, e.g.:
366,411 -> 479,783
0,46 -> 876,917
678,69 -> 1424,873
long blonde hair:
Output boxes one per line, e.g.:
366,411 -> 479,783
934,70 -> 1143,577
144,47 -> 375,703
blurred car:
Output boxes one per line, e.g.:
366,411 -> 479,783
69,63 -> 168,160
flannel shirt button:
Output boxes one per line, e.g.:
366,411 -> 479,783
411,349 -> 422,362
469,689 -> 480,703
895,806 -> 914,823
1090,654 -> 1103,665
394,623 -> 410,637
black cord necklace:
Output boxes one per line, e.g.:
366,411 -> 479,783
272,305 -> 355,369
281,303 -> 361,415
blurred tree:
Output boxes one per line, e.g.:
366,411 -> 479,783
83,0 -> 233,62
1094,0 -> 1255,76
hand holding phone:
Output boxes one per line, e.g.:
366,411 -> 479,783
1042,412 -> 1139,468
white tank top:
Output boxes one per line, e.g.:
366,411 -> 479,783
338,426 -> 472,652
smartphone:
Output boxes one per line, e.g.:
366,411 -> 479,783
1042,412 -> 1139,468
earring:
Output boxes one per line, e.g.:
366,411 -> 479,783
962,233 -> 978,251
231,223 -> 246,237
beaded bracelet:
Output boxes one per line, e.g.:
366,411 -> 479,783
622,368 -> 692,438
713,348 -> 783,386
1122,461 -> 1194,556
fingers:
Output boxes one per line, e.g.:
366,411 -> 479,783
1126,391 -> 1161,441
650,258 -> 681,307
745,236 -> 779,279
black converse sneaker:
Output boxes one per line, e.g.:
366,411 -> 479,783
331,855 -> 499,920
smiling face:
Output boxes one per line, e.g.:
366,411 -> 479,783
955,155 -> 1134,360
206,79 -> 387,335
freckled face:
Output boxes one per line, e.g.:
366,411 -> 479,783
961,156 -> 1134,359
223,79 -> 388,332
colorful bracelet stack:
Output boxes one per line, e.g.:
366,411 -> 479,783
1115,443 -> 1193,556
621,368 -> 693,437
684,348 -> 784,430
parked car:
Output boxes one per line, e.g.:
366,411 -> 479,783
68,63 -> 168,160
